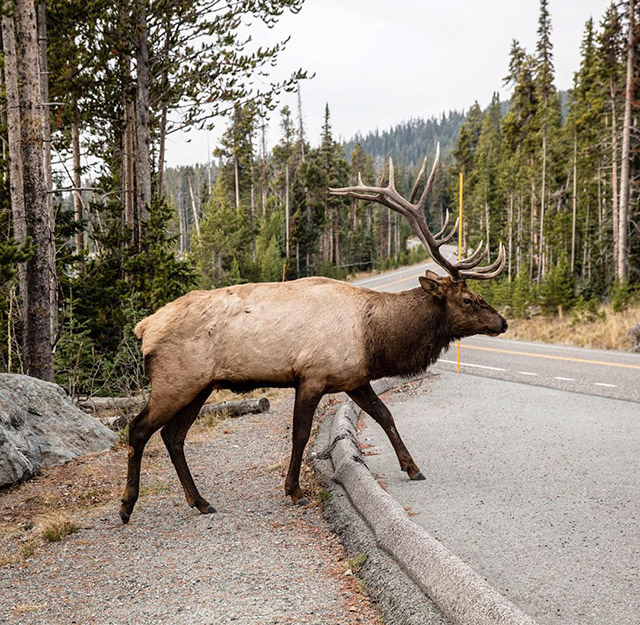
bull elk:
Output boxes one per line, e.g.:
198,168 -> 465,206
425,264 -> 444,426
120,144 -> 507,524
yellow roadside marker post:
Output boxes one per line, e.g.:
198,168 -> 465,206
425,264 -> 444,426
457,172 -> 463,373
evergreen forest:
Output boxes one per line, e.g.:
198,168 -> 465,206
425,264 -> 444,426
0,0 -> 638,397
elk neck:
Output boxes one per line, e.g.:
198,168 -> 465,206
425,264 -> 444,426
363,287 -> 453,380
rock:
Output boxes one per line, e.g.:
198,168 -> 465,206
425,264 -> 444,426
0,374 -> 117,488
526,304 -> 543,318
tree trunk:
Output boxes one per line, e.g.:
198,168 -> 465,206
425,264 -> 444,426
537,130 -> 547,282
72,101 -> 84,255
234,153 -> 240,211
2,13 -> 28,360
157,103 -> 167,198
124,99 -> 135,237
609,83 -> 619,273
156,22 -> 171,199
188,176 -> 200,236
571,134 -> 577,272
618,0 -> 634,282
507,192 -> 514,280
285,161 -> 290,258
135,0 -> 152,217
37,1 -> 56,347
15,0 -> 53,380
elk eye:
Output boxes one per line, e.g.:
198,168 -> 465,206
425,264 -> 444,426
463,297 -> 472,305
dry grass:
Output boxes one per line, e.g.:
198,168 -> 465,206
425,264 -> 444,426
37,512 -> 79,543
505,303 -> 640,350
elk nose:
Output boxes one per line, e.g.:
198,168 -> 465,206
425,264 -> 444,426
501,318 -> 508,333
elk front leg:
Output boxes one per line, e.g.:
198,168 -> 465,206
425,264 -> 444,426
348,383 -> 425,480
285,385 -> 322,506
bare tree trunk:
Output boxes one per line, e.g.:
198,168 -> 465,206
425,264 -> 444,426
618,0 -> 634,282
537,130 -> 547,282
507,192 -> 514,280
334,210 -> 340,266
285,161 -> 290,258
156,22 -> 171,199
124,99 -> 135,237
2,13 -> 28,360
484,201 -> 490,261
188,176 -> 200,236
250,157 -> 256,261
157,103 -> 167,197
234,153 -> 240,211
37,1 -> 56,348
386,207 -> 391,258
72,102 -> 84,255
15,0 -> 52,380
135,0 -> 152,216
260,122 -> 268,217
571,135 -> 577,272
297,84 -> 305,161
609,85 -> 619,272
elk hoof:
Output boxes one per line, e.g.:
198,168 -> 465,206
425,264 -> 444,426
295,497 -> 310,507
409,471 -> 426,481
120,510 -> 131,524
202,505 -> 217,514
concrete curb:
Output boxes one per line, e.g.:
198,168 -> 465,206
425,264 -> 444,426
327,378 -> 539,625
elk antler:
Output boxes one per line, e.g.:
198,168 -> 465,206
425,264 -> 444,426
329,143 -> 506,281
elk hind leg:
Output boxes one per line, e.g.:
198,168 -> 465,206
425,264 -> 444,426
161,386 -> 215,514
120,401 -> 165,524
285,385 -> 322,505
348,383 -> 425,480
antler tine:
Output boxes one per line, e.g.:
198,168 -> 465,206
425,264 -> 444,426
455,240 -> 487,269
357,172 -> 365,186
416,142 -> 441,211
433,210 -> 450,239
388,156 -> 396,190
459,243 -> 506,280
434,215 -> 459,246
409,156 -> 428,203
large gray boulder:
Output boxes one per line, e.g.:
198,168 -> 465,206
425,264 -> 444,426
0,374 -> 117,488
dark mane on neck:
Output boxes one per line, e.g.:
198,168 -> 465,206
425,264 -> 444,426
363,287 -> 454,380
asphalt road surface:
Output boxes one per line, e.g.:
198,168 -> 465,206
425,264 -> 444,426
360,372 -> 640,625
352,257 -> 640,403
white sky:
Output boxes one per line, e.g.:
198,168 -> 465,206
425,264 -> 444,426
164,0 -> 614,167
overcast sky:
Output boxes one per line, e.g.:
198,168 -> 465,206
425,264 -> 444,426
164,0 -> 614,167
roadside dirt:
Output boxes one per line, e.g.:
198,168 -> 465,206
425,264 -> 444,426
0,392 -> 383,625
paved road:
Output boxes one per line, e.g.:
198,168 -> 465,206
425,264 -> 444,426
352,259 -> 640,403
359,371 -> 640,625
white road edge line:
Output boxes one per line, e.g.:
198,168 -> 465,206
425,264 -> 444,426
518,371 -> 538,376
594,382 -> 617,388
438,359 -> 506,372
554,376 -> 575,381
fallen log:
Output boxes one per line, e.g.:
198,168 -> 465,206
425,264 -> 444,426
77,396 -> 145,412
98,397 -> 270,431
199,398 -> 270,417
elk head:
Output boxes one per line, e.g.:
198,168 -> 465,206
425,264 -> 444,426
418,270 -> 508,339
329,143 -> 508,337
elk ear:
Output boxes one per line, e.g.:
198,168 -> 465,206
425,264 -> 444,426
419,275 -> 446,299
424,269 -> 440,280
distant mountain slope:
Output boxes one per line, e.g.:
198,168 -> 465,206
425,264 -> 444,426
343,110 -> 467,169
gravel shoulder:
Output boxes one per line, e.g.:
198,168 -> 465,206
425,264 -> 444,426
0,392 -> 382,625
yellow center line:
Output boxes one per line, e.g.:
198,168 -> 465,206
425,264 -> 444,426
463,344 -> 640,370
364,273 -> 423,291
